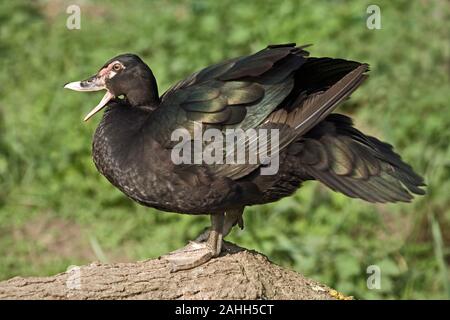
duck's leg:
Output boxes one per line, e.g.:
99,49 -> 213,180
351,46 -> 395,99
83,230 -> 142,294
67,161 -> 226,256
162,212 -> 225,272
195,208 -> 244,242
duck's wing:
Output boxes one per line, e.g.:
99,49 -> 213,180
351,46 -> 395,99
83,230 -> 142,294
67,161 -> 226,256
147,43 -> 367,180
212,63 -> 369,180
151,43 -> 309,142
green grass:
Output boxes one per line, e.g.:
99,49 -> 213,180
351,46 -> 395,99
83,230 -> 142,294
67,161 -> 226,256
0,0 -> 449,299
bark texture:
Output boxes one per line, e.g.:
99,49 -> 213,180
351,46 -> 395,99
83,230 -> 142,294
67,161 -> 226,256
0,243 -> 346,300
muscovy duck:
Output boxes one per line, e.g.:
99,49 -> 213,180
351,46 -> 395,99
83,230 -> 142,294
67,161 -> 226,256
64,43 -> 425,271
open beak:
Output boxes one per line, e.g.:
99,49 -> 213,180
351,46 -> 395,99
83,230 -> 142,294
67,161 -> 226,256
64,74 -> 114,121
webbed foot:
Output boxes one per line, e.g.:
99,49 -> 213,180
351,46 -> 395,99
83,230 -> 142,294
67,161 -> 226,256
162,212 -> 224,272
162,240 -> 221,272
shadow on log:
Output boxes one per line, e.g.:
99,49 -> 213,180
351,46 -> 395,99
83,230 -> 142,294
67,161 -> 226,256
0,243 -> 348,300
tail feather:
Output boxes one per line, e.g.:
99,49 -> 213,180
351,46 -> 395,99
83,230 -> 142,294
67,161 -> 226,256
292,114 -> 425,203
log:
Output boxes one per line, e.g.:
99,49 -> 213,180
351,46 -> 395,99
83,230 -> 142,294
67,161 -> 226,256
0,243 -> 347,300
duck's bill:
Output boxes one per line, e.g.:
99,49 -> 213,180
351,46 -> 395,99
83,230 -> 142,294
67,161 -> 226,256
64,74 -> 106,92
82,91 -> 114,121
64,75 -> 115,121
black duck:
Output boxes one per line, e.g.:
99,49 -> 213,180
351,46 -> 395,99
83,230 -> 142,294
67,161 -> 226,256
64,43 -> 425,271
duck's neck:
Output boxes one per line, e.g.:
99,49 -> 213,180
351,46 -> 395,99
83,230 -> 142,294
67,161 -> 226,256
94,100 -> 157,175
125,66 -> 160,110
126,80 -> 160,110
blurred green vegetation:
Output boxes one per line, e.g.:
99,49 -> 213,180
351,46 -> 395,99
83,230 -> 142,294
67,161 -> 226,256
0,0 -> 449,299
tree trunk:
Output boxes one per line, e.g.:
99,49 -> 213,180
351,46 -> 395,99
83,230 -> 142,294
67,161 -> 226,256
0,243 -> 348,300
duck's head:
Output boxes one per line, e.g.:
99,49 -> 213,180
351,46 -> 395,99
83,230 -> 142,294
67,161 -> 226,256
65,54 -> 159,121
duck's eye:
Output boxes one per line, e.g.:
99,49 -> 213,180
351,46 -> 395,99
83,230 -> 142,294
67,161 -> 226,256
113,64 -> 122,71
